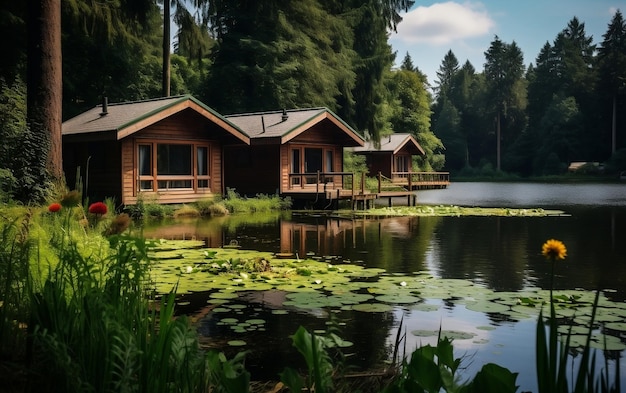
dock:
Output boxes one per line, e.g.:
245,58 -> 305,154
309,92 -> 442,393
283,171 -> 450,210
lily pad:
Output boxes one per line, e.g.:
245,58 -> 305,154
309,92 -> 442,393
351,303 -> 393,312
375,294 -> 420,304
227,340 -> 247,347
604,322 -> 626,332
221,318 -> 239,324
411,330 -> 476,340
465,301 -> 510,314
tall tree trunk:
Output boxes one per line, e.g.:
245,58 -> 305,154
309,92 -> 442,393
162,0 -> 171,97
27,0 -> 63,181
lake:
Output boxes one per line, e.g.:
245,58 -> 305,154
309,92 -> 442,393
144,182 -> 626,392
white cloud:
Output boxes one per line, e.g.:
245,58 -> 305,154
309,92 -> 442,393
394,1 -> 496,45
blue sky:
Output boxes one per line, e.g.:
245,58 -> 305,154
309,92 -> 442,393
388,1 -> 622,87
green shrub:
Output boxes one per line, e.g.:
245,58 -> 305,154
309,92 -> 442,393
173,204 -> 201,218
222,189 -> 290,213
194,198 -> 230,217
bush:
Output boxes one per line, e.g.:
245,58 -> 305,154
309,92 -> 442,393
222,189 -> 290,213
173,204 -> 200,218
194,198 -> 230,217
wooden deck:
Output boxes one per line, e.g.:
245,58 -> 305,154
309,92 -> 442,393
387,171 -> 450,190
283,171 -> 449,209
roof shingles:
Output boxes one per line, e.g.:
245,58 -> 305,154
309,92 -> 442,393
62,96 -> 187,136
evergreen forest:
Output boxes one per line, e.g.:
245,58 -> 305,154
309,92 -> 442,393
1,1 -> 625,205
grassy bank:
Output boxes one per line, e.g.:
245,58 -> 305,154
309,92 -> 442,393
125,189 -> 291,221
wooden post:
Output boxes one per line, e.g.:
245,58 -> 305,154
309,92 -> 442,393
378,172 -> 382,193
351,173 -> 355,197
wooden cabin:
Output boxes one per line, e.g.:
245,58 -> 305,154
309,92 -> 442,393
62,95 -> 249,205
223,108 -> 364,201
349,133 -> 450,190
350,133 -> 425,179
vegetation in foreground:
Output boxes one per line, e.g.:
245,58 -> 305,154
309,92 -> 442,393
0,201 -> 622,392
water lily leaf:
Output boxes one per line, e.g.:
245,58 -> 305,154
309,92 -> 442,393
604,322 -> 626,332
351,303 -> 393,312
221,318 -> 239,324
375,294 -> 420,304
589,335 -> 626,351
227,340 -> 247,346
210,291 -> 239,299
246,319 -> 266,325
465,301 -> 509,314
411,330 -> 476,340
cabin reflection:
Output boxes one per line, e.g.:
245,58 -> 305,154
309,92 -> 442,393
279,216 -> 418,257
143,215 -> 420,259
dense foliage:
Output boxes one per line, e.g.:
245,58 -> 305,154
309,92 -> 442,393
433,13 -> 626,176
0,3 -> 625,203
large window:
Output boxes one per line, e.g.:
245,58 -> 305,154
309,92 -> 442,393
394,155 -> 410,173
290,146 -> 336,186
138,142 -> 210,192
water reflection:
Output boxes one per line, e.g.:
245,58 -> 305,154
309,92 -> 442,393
143,194 -> 626,391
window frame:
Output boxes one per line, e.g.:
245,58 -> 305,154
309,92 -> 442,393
136,140 -> 211,193
289,145 -> 337,187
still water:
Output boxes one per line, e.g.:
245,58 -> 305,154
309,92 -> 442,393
145,182 -> 626,391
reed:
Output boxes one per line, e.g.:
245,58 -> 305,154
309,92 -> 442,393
0,204 -> 249,392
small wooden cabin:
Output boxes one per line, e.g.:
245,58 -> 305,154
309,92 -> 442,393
62,95 -> 249,205
349,133 -> 425,180
223,108 -> 364,199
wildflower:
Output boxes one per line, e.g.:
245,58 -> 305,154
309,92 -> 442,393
88,202 -> 108,215
541,239 -> 567,260
48,203 -> 61,212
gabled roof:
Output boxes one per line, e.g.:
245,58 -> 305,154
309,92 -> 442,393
351,133 -> 425,156
62,95 -> 249,143
225,107 -> 364,146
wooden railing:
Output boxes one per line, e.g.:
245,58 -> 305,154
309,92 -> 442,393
288,171 -> 355,198
389,171 -> 450,189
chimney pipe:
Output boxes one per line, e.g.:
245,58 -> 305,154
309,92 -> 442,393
100,96 -> 108,116
281,109 -> 288,122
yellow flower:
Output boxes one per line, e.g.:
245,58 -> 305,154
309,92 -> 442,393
542,239 -> 567,260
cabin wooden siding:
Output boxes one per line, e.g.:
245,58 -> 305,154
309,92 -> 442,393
223,145 -> 281,196
364,152 -> 393,178
223,126 -> 347,196
119,112 -> 225,205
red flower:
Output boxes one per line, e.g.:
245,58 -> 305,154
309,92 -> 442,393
48,203 -> 62,213
88,202 -> 108,215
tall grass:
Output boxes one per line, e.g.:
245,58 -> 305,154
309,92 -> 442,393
0,206 -> 249,392
221,189 -> 291,213
0,213 -> 31,386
